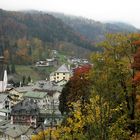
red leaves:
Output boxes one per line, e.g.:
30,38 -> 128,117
132,72 -> 140,85
132,48 -> 140,70
132,40 -> 140,46
132,34 -> 140,85
73,64 -> 92,76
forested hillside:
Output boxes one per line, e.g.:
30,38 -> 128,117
51,12 -> 139,42
0,9 -> 98,65
0,9 -> 139,65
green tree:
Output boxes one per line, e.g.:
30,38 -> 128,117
6,64 -> 10,74
22,75 -> 26,85
59,33 -> 137,139
90,33 -> 140,137
11,63 -> 16,74
27,75 -> 31,83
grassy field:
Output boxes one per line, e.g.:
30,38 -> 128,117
16,65 -> 42,81
15,65 -> 57,82
15,53 -> 69,82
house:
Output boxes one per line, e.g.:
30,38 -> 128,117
51,50 -> 58,58
82,59 -> 89,64
53,79 -> 68,86
50,64 -> 71,82
23,91 -> 48,109
11,99 -> 40,128
46,58 -> 58,67
33,80 -> 63,92
0,93 -> 11,120
23,90 -> 61,112
7,88 -> 23,106
43,110 -> 63,127
0,56 -> 7,92
35,58 -> 58,67
35,60 -> 48,67
0,120 -> 32,140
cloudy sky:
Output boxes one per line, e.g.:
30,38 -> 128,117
0,0 -> 140,28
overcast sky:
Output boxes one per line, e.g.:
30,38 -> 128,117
0,0 -> 140,28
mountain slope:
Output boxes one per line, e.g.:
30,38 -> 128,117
50,12 -> 139,42
0,9 -> 97,52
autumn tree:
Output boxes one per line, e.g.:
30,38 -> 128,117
131,34 -> 140,135
89,33 -> 140,138
56,34 -> 137,139
59,64 -> 92,115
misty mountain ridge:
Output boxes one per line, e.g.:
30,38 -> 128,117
0,9 -> 139,60
49,12 -> 139,42
0,9 -> 98,55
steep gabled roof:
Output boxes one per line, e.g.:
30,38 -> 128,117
55,64 -> 70,73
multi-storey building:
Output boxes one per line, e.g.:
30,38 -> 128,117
50,64 -> 71,82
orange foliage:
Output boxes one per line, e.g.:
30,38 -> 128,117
73,64 -> 92,76
132,72 -> 140,85
132,48 -> 140,70
132,40 -> 140,46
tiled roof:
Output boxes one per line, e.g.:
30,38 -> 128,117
55,64 -> 70,73
4,125 -> 29,138
24,91 -> 47,99
11,99 -> 39,116
0,94 -> 8,103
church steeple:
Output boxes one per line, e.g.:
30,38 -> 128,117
0,55 -> 7,92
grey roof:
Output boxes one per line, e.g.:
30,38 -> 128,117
0,120 -> 10,127
11,99 -> 39,116
50,72 -> 54,76
24,91 -> 47,99
55,64 -> 70,73
15,80 -> 63,94
0,123 -> 30,138
0,94 -> 8,103
34,81 -> 63,92
15,86 -> 33,93
0,108 -> 10,113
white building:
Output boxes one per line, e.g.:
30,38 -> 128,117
0,94 -> 11,120
0,56 -> 7,92
50,64 -> 71,82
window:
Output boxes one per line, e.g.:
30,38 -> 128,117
32,116 -> 35,119
57,77 -> 59,79
63,77 -> 65,79
57,73 -> 59,75
63,73 -> 65,75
